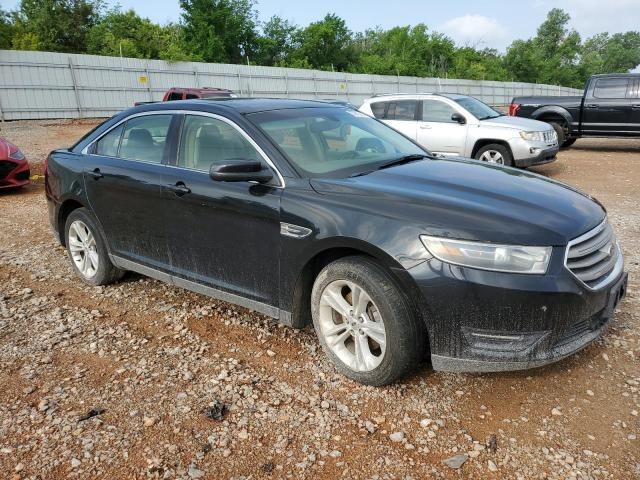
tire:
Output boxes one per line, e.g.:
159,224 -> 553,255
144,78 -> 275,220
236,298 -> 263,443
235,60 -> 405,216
474,143 -> 513,167
561,137 -> 577,149
311,256 -> 425,386
64,208 -> 124,286
549,122 -> 567,147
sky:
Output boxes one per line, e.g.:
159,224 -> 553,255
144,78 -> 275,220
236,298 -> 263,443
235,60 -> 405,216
2,0 -> 640,52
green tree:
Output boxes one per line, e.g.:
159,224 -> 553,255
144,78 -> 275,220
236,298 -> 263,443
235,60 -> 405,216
289,14 -> 356,71
580,32 -> 640,76
12,0 -> 103,53
179,0 -> 259,63
256,15 -> 297,66
0,8 -> 14,49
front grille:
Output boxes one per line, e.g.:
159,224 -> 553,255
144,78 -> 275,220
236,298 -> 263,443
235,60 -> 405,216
0,160 -> 17,180
566,221 -> 620,289
543,130 -> 556,143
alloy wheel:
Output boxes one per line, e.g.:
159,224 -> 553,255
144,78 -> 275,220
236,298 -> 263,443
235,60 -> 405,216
68,220 -> 99,279
318,280 -> 387,372
479,150 -> 505,164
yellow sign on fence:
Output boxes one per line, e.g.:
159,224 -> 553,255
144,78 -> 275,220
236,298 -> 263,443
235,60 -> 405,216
138,75 -> 148,85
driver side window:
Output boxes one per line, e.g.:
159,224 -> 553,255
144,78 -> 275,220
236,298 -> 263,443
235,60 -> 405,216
178,115 -> 260,172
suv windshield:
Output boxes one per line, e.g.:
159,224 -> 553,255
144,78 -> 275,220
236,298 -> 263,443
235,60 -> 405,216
455,96 -> 503,120
247,107 -> 428,178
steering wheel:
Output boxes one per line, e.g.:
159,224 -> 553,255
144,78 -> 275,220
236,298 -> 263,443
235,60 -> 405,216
337,150 -> 361,160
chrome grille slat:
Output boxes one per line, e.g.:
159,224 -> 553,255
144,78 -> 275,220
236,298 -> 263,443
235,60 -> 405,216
567,225 -> 613,258
565,220 -> 620,289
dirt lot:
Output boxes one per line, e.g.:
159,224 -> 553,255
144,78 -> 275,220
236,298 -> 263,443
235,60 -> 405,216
0,120 -> 638,479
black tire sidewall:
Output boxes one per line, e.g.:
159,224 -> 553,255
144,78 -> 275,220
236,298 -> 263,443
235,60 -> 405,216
475,143 -> 513,167
549,122 -> 567,146
311,256 -> 423,386
64,208 -> 115,286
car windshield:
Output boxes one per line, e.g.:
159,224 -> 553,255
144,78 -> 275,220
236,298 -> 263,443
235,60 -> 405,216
455,96 -> 503,120
247,107 -> 429,178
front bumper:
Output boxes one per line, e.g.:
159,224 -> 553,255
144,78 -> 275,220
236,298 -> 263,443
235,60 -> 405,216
0,159 -> 30,189
514,145 -> 559,168
408,252 -> 627,373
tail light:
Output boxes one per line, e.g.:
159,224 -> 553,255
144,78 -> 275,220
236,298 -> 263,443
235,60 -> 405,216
508,103 -> 521,116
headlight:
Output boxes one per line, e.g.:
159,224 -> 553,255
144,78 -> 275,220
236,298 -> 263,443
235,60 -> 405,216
519,131 -> 543,141
9,149 -> 25,161
420,236 -> 552,274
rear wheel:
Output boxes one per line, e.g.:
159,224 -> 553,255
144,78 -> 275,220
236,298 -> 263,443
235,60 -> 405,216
64,208 -> 124,286
474,143 -> 513,166
561,137 -> 577,149
311,256 -> 425,386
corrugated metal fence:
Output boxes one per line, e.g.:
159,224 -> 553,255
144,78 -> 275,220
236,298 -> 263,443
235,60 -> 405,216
0,50 -> 583,121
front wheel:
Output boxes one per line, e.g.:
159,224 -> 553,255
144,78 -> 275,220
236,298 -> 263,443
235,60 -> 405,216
474,143 -> 513,166
311,256 -> 425,386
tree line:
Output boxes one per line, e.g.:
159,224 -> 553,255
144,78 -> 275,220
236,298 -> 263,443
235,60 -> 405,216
1,0 -> 639,89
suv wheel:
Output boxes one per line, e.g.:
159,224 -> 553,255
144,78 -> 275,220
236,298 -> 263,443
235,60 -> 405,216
311,256 -> 425,386
474,144 -> 513,166
64,208 -> 124,286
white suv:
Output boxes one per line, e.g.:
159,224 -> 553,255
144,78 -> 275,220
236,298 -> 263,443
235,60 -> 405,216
360,93 -> 559,167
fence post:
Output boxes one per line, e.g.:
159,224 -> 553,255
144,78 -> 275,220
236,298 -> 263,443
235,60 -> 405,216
145,65 -> 153,101
312,71 -> 317,98
194,68 -> 199,87
68,57 -> 83,118
284,69 -> 289,98
237,68 -> 243,96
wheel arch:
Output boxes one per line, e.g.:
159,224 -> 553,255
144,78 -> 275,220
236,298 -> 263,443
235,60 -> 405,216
57,198 -> 86,246
471,139 -> 513,159
287,238 -> 427,335
531,106 -> 572,129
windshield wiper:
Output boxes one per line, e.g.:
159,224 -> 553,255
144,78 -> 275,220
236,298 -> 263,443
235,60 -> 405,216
479,114 -> 504,120
350,154 -> 429,177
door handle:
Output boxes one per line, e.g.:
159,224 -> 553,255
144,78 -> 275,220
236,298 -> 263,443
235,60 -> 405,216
419,124 -> 432,129
87,168 -> 103,180
632,104 -> 640,110
585,104 -> 599,109
166,182 -> 191,196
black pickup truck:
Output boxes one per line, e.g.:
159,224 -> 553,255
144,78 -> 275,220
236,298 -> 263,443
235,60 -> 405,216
509,73 -> 640,148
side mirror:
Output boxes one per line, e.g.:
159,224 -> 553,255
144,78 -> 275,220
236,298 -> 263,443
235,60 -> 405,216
209,159 -> 273,183
451,113 -> 466,125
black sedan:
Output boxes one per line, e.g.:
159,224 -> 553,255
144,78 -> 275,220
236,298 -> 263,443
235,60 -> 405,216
45,99 -> 627,385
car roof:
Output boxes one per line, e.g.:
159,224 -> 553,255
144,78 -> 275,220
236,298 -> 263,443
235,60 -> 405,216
138,98 -> 345,114
364,93 -> 466,102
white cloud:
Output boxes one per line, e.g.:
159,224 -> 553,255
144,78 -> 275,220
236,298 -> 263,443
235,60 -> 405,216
437,15 -> 509,51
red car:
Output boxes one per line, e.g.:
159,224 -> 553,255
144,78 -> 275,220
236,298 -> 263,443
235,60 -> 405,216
0,138 -> 30,189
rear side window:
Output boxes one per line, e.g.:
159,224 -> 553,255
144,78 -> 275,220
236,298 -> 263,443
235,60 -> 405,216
593,78 -> 629,99
167,91 -> 183,101
95,124 -> 124,157
185,93 -> 199,99
386,101 -> 418,121
118,115 -> 173,163
422,100 -> 457,123
178,115 -> 260,172
369,102 -> 386,119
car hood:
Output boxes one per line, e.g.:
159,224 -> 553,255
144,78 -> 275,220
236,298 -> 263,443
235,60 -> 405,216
310,158 -> 605,246
479,115 -> 553,131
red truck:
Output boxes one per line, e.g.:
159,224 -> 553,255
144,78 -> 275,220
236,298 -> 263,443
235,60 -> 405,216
135,87 -> 236,106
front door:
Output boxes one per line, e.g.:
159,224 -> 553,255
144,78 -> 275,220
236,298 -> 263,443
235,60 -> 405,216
416,99 -> 467,156
162,113 -> 283,306
84,113 -> 174,270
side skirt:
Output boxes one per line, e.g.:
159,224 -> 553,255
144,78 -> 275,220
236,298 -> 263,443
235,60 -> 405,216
110,255 -> 292,326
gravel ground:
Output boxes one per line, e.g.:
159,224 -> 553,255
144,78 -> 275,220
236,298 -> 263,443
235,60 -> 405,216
0,120 -> 638,479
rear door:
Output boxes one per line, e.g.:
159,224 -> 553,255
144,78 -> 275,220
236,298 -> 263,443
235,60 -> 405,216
582,77 -> 633,135
84,113 -> 175,270
416,99 -> 467,156
628,78 -> 640,134
369,100 -> 418,140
